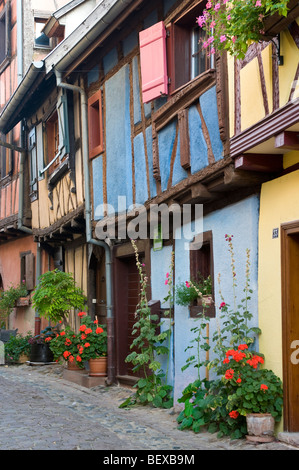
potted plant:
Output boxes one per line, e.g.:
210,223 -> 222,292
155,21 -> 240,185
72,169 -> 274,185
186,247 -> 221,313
28,326 -> 58,363
76,313 -> 107,376
31,269 -> 87,324
224,346 -> 283,442
175,275 -> 213,307
195,0 -> 289,59
4,331 -> 33,363
48,324 -> 84,370
0,282 -> 28,328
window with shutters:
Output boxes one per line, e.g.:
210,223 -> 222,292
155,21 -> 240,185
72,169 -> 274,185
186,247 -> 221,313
46,111 -> 60,174
20,252 -> 35,292
189,230 -> 215,318
167,2 -> 214,95
88,89 -> 104,159
139,2 -> 214,103
43,89 -> 71,177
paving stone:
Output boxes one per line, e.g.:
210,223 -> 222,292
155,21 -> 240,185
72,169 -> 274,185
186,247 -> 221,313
0,364 -> 298,452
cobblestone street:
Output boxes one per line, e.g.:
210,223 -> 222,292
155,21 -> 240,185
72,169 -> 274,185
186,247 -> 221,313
0,363 -> 297,454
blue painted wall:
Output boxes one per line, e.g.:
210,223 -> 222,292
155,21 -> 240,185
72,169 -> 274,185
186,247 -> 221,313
105,65 -> 133,213
173,195 -> 260,403
91,15 -> 224,217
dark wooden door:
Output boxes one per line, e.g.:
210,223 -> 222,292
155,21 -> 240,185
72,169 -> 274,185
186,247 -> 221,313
127,257 -> 142,377
114,255 -> 142,380
282,225 -> 299,431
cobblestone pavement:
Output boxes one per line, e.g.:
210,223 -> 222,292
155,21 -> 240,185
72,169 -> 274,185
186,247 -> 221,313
0,363 -> 297,452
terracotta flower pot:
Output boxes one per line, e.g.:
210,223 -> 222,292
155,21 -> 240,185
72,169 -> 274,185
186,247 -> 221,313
246,413 -> 275,443
88,357 -> 107,377
67,360 -> 84,371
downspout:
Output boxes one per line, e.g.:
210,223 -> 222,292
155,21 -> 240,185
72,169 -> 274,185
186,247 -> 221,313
55,70 -> 115,385
16,0 -> 23,85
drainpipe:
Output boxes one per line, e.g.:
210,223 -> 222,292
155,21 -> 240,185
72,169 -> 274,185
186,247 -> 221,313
55,71 -> 115,385
17,0 -> 23,85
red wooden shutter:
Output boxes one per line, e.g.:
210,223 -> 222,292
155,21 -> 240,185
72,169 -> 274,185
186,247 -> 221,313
139,21 -> 168,103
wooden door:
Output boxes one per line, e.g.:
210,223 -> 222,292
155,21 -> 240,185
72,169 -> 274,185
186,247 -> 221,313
127,257 -> 142,377
114,255 -> 141,380
281,223 -> 299,431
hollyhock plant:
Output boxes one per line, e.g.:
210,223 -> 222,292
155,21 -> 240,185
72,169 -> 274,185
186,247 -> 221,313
196,0 -> 289,59
177,234 -> 283,440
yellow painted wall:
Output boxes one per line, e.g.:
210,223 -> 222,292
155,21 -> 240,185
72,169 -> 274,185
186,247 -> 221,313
259,170 -> 299,375
259,169 -> 299,431
228,17 -> 299,137
240,54 -> 266,131
279,21 -> 299,107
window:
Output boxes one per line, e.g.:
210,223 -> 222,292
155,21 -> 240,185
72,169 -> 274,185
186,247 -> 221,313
0,132 -> 12,179
20,252 -> 35,291
34,18 -> 50,48
189,230 -> 215,318
88,89 -> 104,159
46,111 -> 59,173
0,3 -> 10,67
139,2 -> 214,102
42,90 -> 72,179
28,128 -> 38,199
167,2 -> 214,94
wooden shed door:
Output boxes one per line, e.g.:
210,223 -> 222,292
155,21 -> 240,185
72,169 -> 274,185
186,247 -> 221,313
281,224 -> 299,431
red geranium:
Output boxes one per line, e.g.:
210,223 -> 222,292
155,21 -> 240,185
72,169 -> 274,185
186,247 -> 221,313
229,410 -> 239,419
225,369 -> 234,380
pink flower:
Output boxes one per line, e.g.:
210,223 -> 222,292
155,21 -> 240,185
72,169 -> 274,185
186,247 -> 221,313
210,47 -> 215,55
166,272 -> 169,278
214,3 -> 220,11
255,0 -> 262,6
220,35 -> 226,42
203,41 -> 208,49
208,36 -> 214,44
219,302 -> 226,309
210,20 -> 216,28
206,1 -> 212,8
197,16 -> 205,28
227,14 -> 231,20
165,280 -> 168,285
185,281 -> 191,288
232,36 -> 236,43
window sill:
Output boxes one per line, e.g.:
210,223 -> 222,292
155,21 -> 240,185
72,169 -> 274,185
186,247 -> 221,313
0,56 -> 10,74
0,173 -> 12,186
30,190 -> 38,202
48,156 -> 70,189
152,69 -> 216,131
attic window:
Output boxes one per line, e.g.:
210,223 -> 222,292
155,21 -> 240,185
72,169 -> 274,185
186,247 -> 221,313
34,18 -> 50,48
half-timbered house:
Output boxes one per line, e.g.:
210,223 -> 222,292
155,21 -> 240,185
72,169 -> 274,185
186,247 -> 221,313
39,0 -> 267,395
1,0 -> 298,426
0,0 -> 70,334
